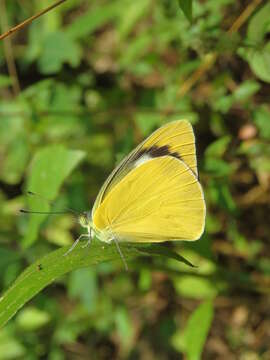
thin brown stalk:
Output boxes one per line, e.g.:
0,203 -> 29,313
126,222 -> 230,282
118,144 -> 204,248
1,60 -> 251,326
0,0 -> 20,95
0,0 -> 67,41
228,0 -> 262,34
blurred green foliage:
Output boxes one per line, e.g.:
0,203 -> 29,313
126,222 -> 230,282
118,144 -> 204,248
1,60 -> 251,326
0,0 -> 270,359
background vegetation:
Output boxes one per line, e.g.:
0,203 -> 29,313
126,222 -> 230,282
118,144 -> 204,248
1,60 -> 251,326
0,0 -> 270,359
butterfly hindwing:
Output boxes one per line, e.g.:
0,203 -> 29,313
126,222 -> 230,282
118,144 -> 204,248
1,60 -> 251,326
93,156 -> 205,242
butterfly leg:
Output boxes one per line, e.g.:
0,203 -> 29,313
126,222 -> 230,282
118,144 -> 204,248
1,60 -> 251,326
63,233 -> 90,256
81,227 -> 92,249
111,235 -> 129,271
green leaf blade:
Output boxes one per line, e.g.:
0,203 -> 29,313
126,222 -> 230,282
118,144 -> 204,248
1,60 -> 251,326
183,300 -> 214,360
66,4 -> 120,40
0,242 -> 188,328
244,3 -> 270,82
22,146 -> 85,248
178,0 -> 193,23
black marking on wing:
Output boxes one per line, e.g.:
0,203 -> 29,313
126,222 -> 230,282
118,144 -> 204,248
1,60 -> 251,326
134,145 -> 182,161
99,146 -> 182,205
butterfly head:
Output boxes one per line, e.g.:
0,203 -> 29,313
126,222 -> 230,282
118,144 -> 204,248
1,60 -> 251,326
78,211 -> 92,230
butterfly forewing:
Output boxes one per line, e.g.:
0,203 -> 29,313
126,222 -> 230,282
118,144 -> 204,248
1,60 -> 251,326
92,120 -> 198,217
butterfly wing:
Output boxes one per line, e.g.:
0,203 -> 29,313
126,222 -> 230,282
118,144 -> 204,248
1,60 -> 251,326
93,156 -> 205,242
92,120 -> 197,216
135,119 -> 198,176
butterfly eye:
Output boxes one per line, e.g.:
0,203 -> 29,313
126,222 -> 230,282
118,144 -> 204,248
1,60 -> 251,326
78,213 -> 88,227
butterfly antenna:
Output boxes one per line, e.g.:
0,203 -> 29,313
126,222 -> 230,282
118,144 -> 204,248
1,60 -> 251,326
113,238 -> 128,271
20,209 -> 70,215
24,191 -> 79,216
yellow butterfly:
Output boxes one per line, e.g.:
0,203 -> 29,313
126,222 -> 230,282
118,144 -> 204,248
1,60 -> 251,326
67,120 -> 206,266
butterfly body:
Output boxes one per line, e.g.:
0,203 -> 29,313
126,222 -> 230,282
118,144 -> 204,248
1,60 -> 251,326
78,120 -> 206,247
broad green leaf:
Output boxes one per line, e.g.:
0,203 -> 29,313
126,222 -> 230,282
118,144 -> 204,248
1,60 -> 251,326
247,3 -> 270,43
174,276 -> 219,299
22,146 -> 85,248
117,0 -> 151,39
22,81 -> 83,140
212,94 -> 233,113
66,4 -> 120,40
203,158 -> 233,177
205,213 -> 222,234
0,101 -> 30,185
258,258 -> 270,275
44,215 -> 74,246
204,136 -> 231,158
24,21 -> 45,64
0,137 -> 29,185
244,3 -> 270,82
138,269 -> 152,291
227,221 -> 261,257
232,80 -> 260,102
115,307 -> 134,349
0,101 -> 26,146
16,307 -> 51,331
68,268 -> 98,313
208,180 -> 237,214
246,44 -> 270,83
118,33 -> 152,68
178,0 -> 192,22
0,241 -> 193,328
253,106 -> 270,140
38,31 -> 82,74
135,112 -> 163,135
183,234 -> 214,262
0,248 -> 20,275
32,0 -> 63,33
0,329 -> 25,359
183,300 -> 214,360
